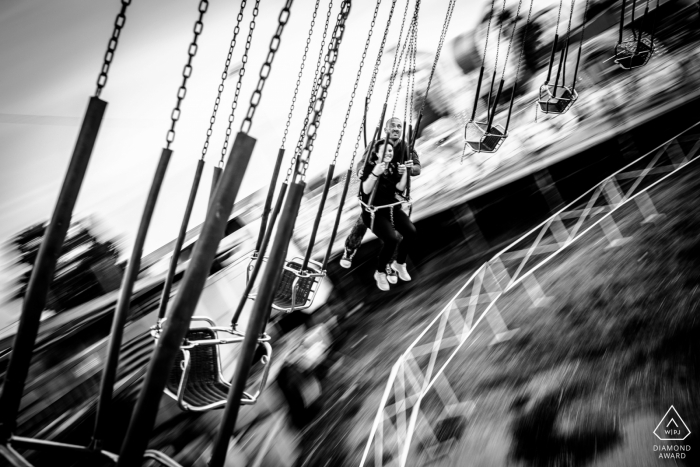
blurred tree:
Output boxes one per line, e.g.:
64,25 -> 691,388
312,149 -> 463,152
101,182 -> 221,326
10,220 -> 123,312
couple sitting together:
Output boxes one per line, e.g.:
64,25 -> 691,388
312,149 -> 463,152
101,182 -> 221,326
340,117 -> 421,291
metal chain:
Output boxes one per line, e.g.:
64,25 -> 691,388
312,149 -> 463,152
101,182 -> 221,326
403,21 -> 417,128
481,0 -> 497,64
95,0 -> 131,97
565,0 -> 577,39
502,0 -> 524,81
383,0 -> 414,106
554,0 -> 564,36
418,0 -> 455,115
409,19 -> 417,128
285,0 -> 334,183
200,0 -> 248,162
392,19 -> 416,116
219,0 -> 261,163
331,0 -> 382,168
513,0 -> 535,85
349,0 -> 398,165
241,0 -> 295,135
297,0 -> 352,180
166,0 -> 209,149
280,0 -> 322,149
491,0 -> 507,86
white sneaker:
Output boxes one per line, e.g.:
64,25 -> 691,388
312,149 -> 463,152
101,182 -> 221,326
373,271 -> 390,291
386,265 -> 398,285
391,261 -> 411,281
339,247 -> 356,269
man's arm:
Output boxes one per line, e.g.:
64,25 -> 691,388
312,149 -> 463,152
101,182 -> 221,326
410,150 -> 422,176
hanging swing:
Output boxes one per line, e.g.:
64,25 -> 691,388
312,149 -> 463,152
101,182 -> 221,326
613,0 -> 658,69
242,0 -> 341,316
151,0 -> 279,413
537,0 -> 589,115
464,0 -> 531,154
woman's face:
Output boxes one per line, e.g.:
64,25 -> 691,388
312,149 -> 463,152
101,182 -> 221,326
382,144 -> 394,163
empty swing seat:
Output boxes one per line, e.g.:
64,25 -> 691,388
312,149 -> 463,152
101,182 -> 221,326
247,256 -> 324,313
164,323 -> 271,412
538,84 -> 578,114
464,121 -> 507,153
614,37 -> 653,69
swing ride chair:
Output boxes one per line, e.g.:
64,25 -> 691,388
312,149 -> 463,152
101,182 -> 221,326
464,120 -> 508,153
538,83 -> 579,114
613,36 -> 654,69
247,255 -> 325,313
154,316 -> 272,412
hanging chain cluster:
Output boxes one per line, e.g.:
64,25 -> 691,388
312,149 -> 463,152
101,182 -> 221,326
200,0 -> 248,162
392,18 -> 416,116
331,0 -> 383,168
513,0 -> 535,85
219,0 -> 261,163
403,21 -> 418,130
280,0 -> 323,150
418,0 -> 455,115
297,0 -> 352,180
502,0 -> 525,81
285,0 -> 335,184
349,0 -> 398,164
166,0 -> 209,149
565,0 -> 577,40
95,0 -> 131,97
241,0 -> 295,134
382,0 -> 414,107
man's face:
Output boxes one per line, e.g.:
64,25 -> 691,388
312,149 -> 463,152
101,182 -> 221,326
384,118 -> 402,141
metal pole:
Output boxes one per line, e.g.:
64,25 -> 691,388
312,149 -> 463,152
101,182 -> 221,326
92,148 -> 172,448
322,169 -> 351,270
552,47 -> 565,98
0,96 -> 106,441
255,148 -> 286,254
545,34 -> 559,84
470,66 -> 485,121
230,182 -> 288,328
117,132 -> 256,467
210,165 -> 222,205
487,79 -> 504,132
156,159 -> 204,322
208,180 -> 306,467
302,164 -> 335,270
620,0 -> 627,42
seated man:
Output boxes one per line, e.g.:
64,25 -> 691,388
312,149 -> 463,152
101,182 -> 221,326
358,140 -> 417,291
339,117 -> 421,282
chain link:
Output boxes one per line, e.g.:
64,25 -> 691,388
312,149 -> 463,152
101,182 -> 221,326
241,0 -> 295,135
418,0 -> 455,115
403,20 -> 417,128
555,0 -> 564,36
383,0 -> 413,106
513,0 -> 535,87
349,0 -> 398,166
198,0 -> 248,162
502,0 -> 525,81
297,0 -> 352,180
565,0 -> 577,40
331,0 -> 382,169
280,0 -> 322,150
95,0 -> 132,97
166,0 -> 209,149
218,0 -> 261,162
285,0 -> 335,184
392,18 -> 415,116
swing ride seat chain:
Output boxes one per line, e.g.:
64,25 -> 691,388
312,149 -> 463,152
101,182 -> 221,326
383,0 -> 415,105
286,0 -> 335,184
220,0 -> 261,161
297,0 -> 351,179
201,0 -> 249,162
332,0 -> 382,168
95,0 -> 131,97
281,0 -> 322,150
166,0 -> 209,149
241,0 -> 294,135
419,0 -> 455,116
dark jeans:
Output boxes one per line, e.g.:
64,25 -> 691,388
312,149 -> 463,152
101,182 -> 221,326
360,206 -> 416,272
344,214 -> 404,261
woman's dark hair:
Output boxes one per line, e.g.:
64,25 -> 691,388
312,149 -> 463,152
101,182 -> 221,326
369,139 -> 392,164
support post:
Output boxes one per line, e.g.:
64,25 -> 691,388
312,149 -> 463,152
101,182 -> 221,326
302,164 -> 335,270
255,148 -> 286,254
0,96 -> 106,441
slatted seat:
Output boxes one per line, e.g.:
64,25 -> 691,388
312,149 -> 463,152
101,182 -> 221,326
465,121 -> 507,154
247,256 -> 324,313
164,324 -> 271,412
538,84 -> 578,114
614,37 -> 653,70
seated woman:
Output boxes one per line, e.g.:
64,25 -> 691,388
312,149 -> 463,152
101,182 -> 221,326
360,140 -> 417,291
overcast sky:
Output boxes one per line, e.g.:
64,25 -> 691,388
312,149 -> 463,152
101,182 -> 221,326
0,0 -> 487,257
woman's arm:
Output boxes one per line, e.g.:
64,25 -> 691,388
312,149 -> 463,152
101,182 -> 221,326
362,162 -> 385,195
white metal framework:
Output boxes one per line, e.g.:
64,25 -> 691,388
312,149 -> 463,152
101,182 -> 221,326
360,121 -> 700,466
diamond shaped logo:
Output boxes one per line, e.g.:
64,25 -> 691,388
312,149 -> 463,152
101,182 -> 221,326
654,406 -> 691,441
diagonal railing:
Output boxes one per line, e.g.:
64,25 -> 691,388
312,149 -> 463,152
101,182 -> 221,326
360,121 -> 700,466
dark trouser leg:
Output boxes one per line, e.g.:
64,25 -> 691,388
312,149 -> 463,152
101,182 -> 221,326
344,215 -> 368,252
362,210 -> 399,272
391,207 -> 417,264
